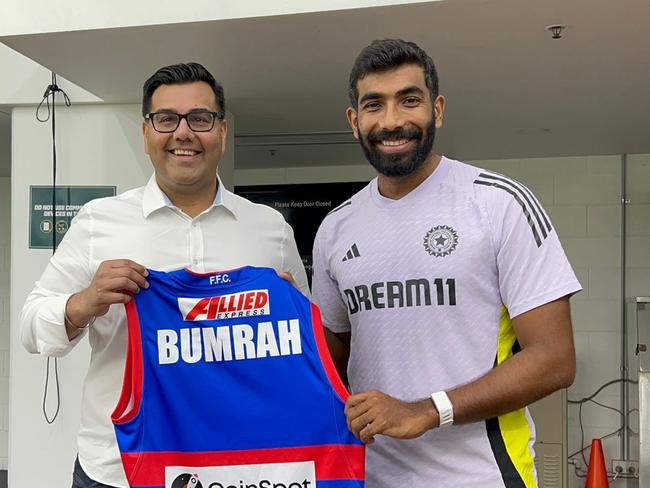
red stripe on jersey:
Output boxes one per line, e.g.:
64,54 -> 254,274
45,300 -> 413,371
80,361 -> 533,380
112,297 -> 144,424
122,444 -> 365,486
311,303 -> 350,402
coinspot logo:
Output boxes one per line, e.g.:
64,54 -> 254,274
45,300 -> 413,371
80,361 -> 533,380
172,473 -> 203,488
166,460 -> 315,488
208,481 -> 311,488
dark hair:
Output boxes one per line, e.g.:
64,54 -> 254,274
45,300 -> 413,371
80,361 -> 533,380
348,39 -> 438,107
142,62 -> 225,117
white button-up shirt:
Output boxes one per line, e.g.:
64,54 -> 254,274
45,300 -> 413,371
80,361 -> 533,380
20,175 -> 309,487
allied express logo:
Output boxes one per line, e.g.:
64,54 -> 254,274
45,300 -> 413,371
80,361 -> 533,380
178,290 -> 270,321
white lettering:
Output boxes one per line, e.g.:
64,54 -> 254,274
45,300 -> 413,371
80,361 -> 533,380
158,330 -> 179,364
157,319 -> 302,364
202,327 -> 233,362
256,322 -> 280,358
232,324 -> 256,360
278,319 -> 302,356
180,328 -> 202,363
209,274 -> 231,285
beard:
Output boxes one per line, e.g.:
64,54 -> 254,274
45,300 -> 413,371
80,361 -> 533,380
358,118 -> 436,178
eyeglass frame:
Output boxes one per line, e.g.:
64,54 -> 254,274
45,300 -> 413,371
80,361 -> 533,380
144,110 -> 226,133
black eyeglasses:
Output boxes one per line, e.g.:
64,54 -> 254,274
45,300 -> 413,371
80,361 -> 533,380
145,110 -> 225,133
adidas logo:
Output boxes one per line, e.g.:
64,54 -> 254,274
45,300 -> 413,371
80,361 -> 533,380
342,243 -> 361,262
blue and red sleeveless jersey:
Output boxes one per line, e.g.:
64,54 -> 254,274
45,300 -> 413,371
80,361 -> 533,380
112,266 -> 364,488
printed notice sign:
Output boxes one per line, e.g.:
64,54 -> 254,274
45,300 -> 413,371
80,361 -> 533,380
235,182 -> 367,284
29,185 -> 116,249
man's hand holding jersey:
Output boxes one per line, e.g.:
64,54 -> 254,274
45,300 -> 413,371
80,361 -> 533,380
65,259 -> 149,339
345,390 -> 438,444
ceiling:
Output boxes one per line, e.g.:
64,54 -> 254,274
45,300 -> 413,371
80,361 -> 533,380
1,0 -> 649,172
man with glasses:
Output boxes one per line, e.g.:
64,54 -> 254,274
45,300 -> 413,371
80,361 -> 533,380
20,62 -> 309,488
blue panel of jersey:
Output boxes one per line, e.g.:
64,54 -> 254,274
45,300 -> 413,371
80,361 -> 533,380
114,266 -> 361,455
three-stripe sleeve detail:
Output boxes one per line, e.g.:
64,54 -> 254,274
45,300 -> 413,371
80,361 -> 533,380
474,173 -> 552,248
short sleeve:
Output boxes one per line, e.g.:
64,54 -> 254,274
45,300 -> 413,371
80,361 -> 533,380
484,181 -> 582,318
311,224 -> 351,333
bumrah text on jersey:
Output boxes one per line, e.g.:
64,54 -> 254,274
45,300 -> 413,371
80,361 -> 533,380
157,319 -> 303,364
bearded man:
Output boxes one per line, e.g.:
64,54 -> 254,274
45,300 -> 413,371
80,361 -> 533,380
312,39 -> 581,488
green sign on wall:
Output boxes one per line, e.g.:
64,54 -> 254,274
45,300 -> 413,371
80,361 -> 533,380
29,186 -> 116,249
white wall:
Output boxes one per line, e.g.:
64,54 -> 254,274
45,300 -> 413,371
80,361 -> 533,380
0,0 -> 437,36
235,153 -> 650,488
9,104 -> 148,488
8,103 -> 234,487
0,112 -> 10,178
0,177 -> 10,471
0,43 -> 101,105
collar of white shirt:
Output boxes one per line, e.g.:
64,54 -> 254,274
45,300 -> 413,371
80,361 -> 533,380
141,174 -> 238,219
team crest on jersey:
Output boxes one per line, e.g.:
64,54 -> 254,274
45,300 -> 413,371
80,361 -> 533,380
423,225 -> 459,257
178,290 -> 270,321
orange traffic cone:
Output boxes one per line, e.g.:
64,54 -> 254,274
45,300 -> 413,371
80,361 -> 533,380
585,438 -> 609,488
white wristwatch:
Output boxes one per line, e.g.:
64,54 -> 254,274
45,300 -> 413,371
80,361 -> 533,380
431,391 -> 454,427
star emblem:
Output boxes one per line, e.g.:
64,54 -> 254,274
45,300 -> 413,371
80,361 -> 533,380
423,225 -> 459,257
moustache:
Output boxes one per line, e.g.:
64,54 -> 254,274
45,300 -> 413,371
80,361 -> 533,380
367,126 -> 422,144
